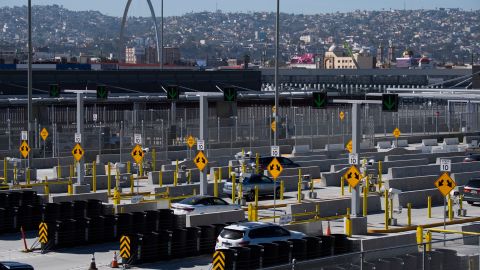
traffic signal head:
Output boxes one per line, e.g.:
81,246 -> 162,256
96,85 -> 108,99
382,94 -> 399,112
166,85 -> 179,101
312,92 -> 327,109
49,84 -> 60,97
223,87 -> 237,102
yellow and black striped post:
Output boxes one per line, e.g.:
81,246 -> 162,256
213,250 -> 226,270
120,235 -> 131,259
39,222 -> 48,244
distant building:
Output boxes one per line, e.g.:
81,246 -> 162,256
125,47 -> 146,64
396,49 -> 433,69
300,35 -> 312,44
323,44 -> 374,69
164,47 -> 181,65
0,50 -> 17,64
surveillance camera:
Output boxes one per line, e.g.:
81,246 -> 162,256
450,190 -> 460,196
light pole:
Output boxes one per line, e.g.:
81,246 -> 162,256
27,0 -> 33,168
160,0 -> 164,69
274,0 -> 280,147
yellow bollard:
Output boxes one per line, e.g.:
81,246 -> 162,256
214,170 -> 219,197
116,169 -> 120,189
3,158 -> 7,184
26,168 -> 30,185
427,196 -> 432,218
174,170 -> 178,187
231,173 -> 236,203
193,188 -> 197,196
348,181 -> 352,193
139,162 -> 143,177
255,153 -> 260,174
188,169 -> 192,184
254,185 -> 259,209
238,183 -> 243,203
228,165 -> 232,179
68,179 -> 73,195
363,177 -> 368,217
390,198 -> 394,222
448,195 -> 453,221
113,187 -> 121,205
378,160 -> 383,190
152,148 -> 156,172
130,175 -> 134,194
459,195 -> 464,211
92,161 -> 97,193
44,176 -> 50,195
345,208 -> 352,237
425,230 -> 432,252
175,160 -> 179,173
341,176 -> 345,196
69,164 -> 73,179
219,167 -> 222,181
159,171 -> 163,187
127,161 -> 131,174
107,163 -> 111,196
297,168 -> 302,203
416,226 -> 424,247
384,189 -> 389,230
248,204 -> 253,221
315,204 -> 320,220
280,180 -> 284,200
241,162 -> 245,174
407,203 -> 412,226
57,159 -> 61,180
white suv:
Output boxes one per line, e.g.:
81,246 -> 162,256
215,222 -> 306,250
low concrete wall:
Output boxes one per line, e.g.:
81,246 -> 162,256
451,171 -> 480,186
286,195 -> 382,221
385,175 -> 439,192
385,151 -> 464,163
114,200 -> 170,214
148,170 -> 176,185
32,156 -> 72,169
271,166 -> 320,179
361,232 -> 418,260
387,162 -> 480,179
48,192 -> 109,203
298,158 -> 349,172
186,210 -> 246,227
291,154 -> 327,162
154,182 -> 225,197
462,223 -> 480,245
396,188 -> 444,208
320,167 -> 348,187
331,158 -> 429,175
435,156 -> 466,164
283,220 -> 323,236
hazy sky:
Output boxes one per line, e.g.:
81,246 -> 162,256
2,0 -> 479,16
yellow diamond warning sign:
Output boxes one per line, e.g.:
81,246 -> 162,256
393,128 -> 401,138
343,165 -> 361,188
267,157 -> 283,180
40,128 -> 49,141
271,121 -> 276,133
187,135 -> 196,149
131,144 -> 144,164
434,172 -> 456,197
194,151 -> 208,171
19,140 -> 31,158
340,111 -> 345,121
346,140 -> 353,153
72,143 -> 84,162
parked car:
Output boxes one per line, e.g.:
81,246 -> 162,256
171,195 -> 240,215
0,262 -> 34,270
248,156 -> 300,172
223,173 -> 280,201
464,153 -> 480,162
462,178 -> 480,205
215,222 -> 305,250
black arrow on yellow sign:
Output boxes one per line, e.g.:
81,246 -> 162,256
195,156 -> 206,164
39,222 -> 48,244
347,171 -> 359,180
120,236 -> 131,259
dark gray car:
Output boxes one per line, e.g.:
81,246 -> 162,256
223,173 -> 280,201
462,178 -> 480,204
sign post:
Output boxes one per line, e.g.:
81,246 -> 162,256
434,171 -> 456,245
393,128 -> 401,147
40,128 -> 48,158
267,157 -> 283,222
131,144 -> 144,194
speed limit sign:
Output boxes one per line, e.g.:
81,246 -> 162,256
271,146 -> 280,157
440,159 -> 451,172
349,153 -> 359,165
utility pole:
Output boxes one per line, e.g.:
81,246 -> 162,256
160,0 -> 164,69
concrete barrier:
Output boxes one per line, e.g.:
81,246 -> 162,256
286,195 -> 382,221
451,171 -> 480,186
435,156 -> 466,164
154,182 -> 225,197
148,170 -> 176,185
283,220 -> 323,236
462,223 -> 480,245
396,188 -> 444,207
114,200 -> 170,214
393,139 -> 409,148
385,151 -> 465,163
360,232 -> 418,260
298,158 -> 349,172
422,139 -> 438,146
291,154 -> 328,162
320,167 -> 348,186
31,157 -> 72,169
49,192 -> 109,203
387,162 -> 480,179
443,137 -> 460,145
325,144 -> 344,151
271,166 -> 320,179
377,141 -> 392,149
186,209 -> 246,227
385,175 -> 439,192
330,159 -> 429,175
292,145 -> 310,156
